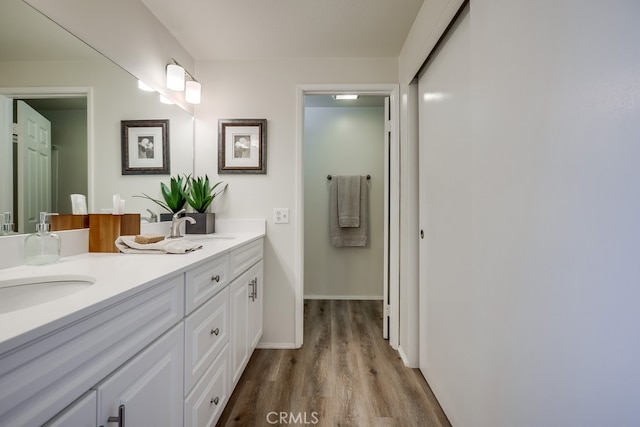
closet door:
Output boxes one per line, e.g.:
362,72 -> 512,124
417,4 -> 472,425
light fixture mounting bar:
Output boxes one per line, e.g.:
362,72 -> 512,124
169,58 -> 199,83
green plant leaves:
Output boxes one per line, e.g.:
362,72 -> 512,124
134,174 -> 188,213
185,175 -> 227,213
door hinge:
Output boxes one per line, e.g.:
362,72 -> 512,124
384,120 -> 391,133
384,304 -> 391,317
12,123 -> 18,136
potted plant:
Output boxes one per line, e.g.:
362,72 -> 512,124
134,174 -> 189,221
184,175 -> 227,234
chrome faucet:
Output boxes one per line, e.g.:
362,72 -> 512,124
141,209 -> 158,223
168,208 -> 195,238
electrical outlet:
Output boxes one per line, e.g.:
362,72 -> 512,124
274,208 -> 289,224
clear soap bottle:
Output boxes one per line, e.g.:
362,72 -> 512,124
24,212 -> 61,265
0,212 -> 16,235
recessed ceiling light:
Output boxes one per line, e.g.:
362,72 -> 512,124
333,94 -> 359,100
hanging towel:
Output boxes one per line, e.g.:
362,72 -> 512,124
330,176 -> 368,247
336,175 -> 361,227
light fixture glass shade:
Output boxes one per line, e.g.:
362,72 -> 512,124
185,80 -> 202,104
166,63 -> 185,91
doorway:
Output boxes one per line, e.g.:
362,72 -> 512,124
0,88 -> 90,232
295,84 -> 400,349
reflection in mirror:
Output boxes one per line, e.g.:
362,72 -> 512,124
0,0 -> 194,235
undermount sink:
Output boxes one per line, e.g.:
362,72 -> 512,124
0,275 -> 96,314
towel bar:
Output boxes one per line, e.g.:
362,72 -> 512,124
327,174 -> 371,180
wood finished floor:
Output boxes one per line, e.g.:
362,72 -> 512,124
217,300 -> 451,427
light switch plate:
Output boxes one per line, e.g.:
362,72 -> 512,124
274,208 -> 289,224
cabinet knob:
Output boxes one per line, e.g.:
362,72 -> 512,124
210,327 -> 220,336
211,274 -> 220,283
210,396 -> 219,405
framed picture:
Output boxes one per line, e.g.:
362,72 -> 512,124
218,119 -> 267,174
121,119 -> 170,175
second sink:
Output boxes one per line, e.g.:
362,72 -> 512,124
0,275 -> 96,314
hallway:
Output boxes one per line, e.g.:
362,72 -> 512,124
218,300 -> 450,426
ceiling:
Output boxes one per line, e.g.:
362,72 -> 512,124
0,0 -> 101,61
140,0 -> 424,60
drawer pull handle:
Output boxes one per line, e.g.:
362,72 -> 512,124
107,404 -> 126,427
211,328 -> 220,336
211,275 -> 221,283
210,396 -> 220,405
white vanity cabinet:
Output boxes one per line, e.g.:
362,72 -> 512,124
0,234 -> 264,427
229,240 -> 264,389
42,391 -> 97,427
0,274 -> 184,427
183,237 -> 264,426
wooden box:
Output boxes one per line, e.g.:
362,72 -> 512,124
50,214 -> 90,231
89,214 -> 140,253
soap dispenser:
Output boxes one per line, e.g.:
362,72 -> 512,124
24,212 -> 61,265
1,212 -> 16,235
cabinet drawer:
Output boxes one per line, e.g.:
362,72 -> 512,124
184,287 -> 229,394
229,239 -> 263,279
185,253 -> 229,314
184,344 -> 229,427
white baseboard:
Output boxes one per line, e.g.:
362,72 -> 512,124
304,295 -> 384,300
398,345 -> 418,368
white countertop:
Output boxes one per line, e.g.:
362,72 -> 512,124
0,231 -> 264,354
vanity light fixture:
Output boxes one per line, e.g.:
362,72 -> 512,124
166,62 -> 185,91
333,94 -> 359,100
185,80 -> 201,104
166,58 -> 202,104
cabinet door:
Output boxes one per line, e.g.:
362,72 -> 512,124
43,390 -> 96,427
230,276 -> 249,388
96,324 -> 184,427
248,261 -> 264,351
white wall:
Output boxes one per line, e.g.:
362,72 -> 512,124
408,0 -> 640,425
303,106 -> 385,299
471,1 -> 640,425
193,58 -> 397,347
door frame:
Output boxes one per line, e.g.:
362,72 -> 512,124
295,83 -> 400,349
0,87 -> 93,213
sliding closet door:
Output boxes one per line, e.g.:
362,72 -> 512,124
418,4 -> 472,426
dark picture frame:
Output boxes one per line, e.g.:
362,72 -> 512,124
121,119 -> 170,175
218,119 -> 267,174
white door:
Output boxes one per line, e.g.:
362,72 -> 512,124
418,4 -> 471,415
230,273 -> 249,387
17,101 -> 51,233
0,95 -> 12,216
96,324 -> 184,427
248,261 -> 264,350
383,96 -> 390,339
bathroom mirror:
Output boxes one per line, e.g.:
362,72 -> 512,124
0,0 -> 194,234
